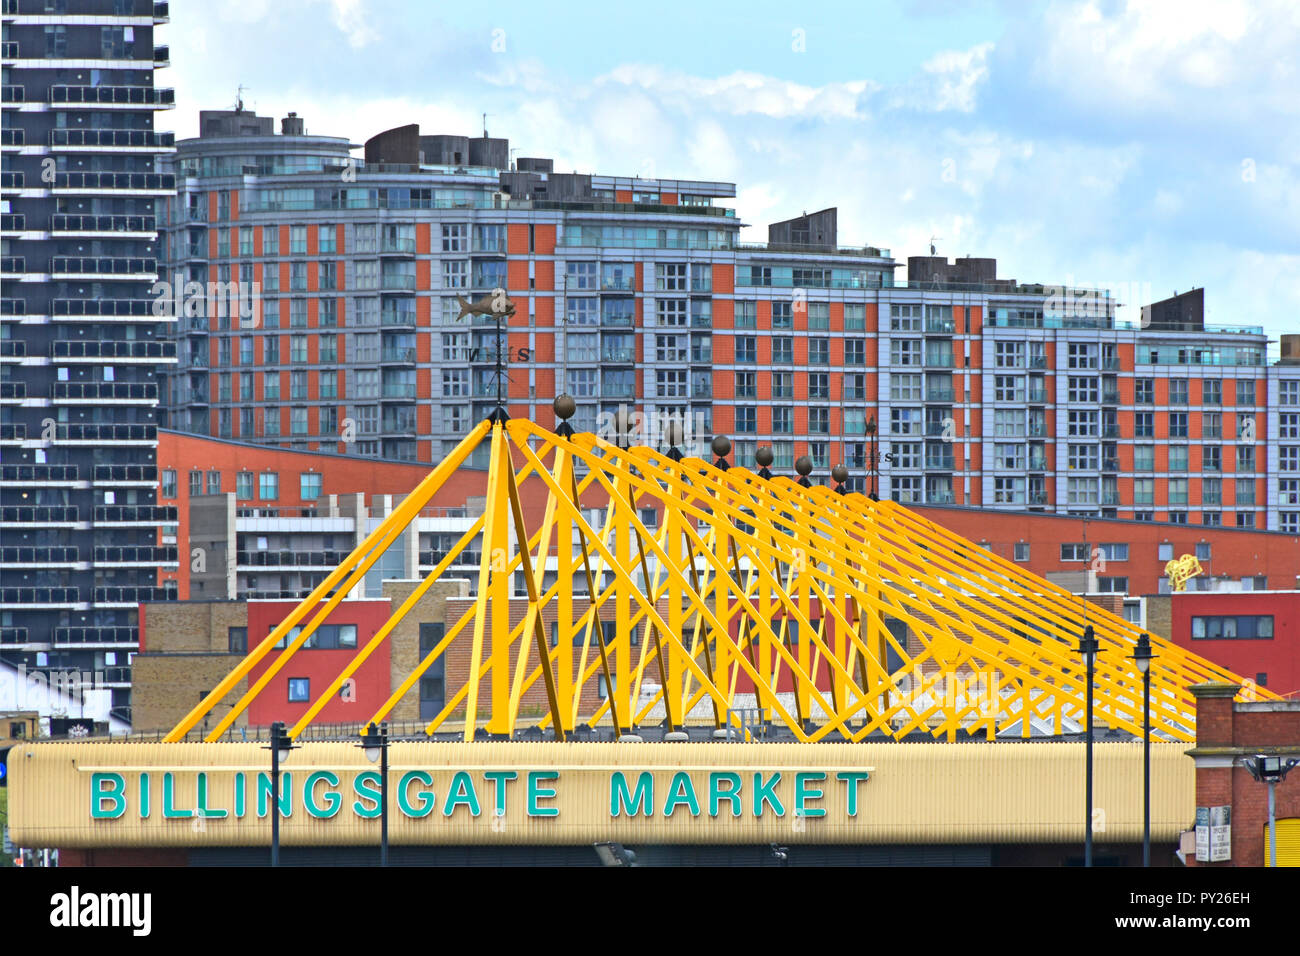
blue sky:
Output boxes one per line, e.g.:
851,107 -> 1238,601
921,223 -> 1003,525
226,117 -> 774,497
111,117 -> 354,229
170,0 -> 1299,354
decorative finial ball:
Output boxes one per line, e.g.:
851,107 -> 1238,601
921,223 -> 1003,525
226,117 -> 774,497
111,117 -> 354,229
756,446 -> 774,467
832,463 -> 849,484
553,394 -> 576,420
795,455 -> 813,477
664,420 -> 683,446
711,435 -> 732,458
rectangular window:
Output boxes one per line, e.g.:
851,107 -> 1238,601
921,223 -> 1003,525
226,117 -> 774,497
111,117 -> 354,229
844,303 -> 866,331
236,471 -> 254,498
1191,616 -> 1274,640
300,472 -> 322,500
1135,378 -> 1154,403
1168,379 -> 1189,404
890,339 -> 922,366
772,407 -> 794,434
844,339 -> 867,365
288,678 -> 310,702
735,336 -> 757,363
259,472 -> 279,500
772,337 -> 794,364
1237,379 -> 1256,405
734,301 -> 757,329
809,338 -> 829,365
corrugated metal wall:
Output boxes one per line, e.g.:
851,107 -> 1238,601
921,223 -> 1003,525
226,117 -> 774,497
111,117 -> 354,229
8,739 -> 1194,849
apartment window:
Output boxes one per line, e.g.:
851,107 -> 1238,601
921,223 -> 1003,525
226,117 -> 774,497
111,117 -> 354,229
809,338 -> 829,365
892,373 -> 922,402
1280,381 -> 1300,405
891,443 -> 920,469
994,376 -> 1025,402
1014,543 -> 1030,562
772,338 -> 794,364
1060,543 -> 1090,561
771,302 -> 793,329
288,678 -> 310,703
994,443 -> 1026,469
291,335 -> 308,363
654,334 -> 687,363
442,260 -> 468,289
890,304 -> 921,331
735,336 -> 757,363
1067,376 -> 1099,403
771,372 -> 793,398
236,471 -> 254,498
161,469 -> 177,498
187,469 -> 201,497
1135,378 -> 1154,403
656,299 -> 687,327
1168,412 -> 1188,438
262,225 -> 279,255
994,341 -> 1024,368
1097,577 -> 1129,594
844,303 -> 866,331
1134,478 -> 1154,505
290,406 -> 308,436
1169,445 -> 1188,471
1134,412 -> 1154,438
993,477 -> 1026,504
1280,447 -> 1300,472
844,339 -> 867,365
1201,477 -> 1222,505
228,627 -> 248,653
1191,616 -> 1274,640
1282,479 -> 1300,506
1280,413 -> 1300,440
1236,445 -> 1256,472
1067,444 -> 1099,470
890,340 -> 922,366
568,368 -> 598,398
809,408 -> 830,434
1236,478 -> 1255,505
1096,543 -> 1128,562
265,337 -> 280,364
1236,379 -> 1256,405
734,301 -> 757,329
772,407 -> 793,434
300,472 -> 323,500
254,473 -> 277,501
1066,477 -> 1099,505
1168,477 -> 1188,505
318,369 -> 338,399
319,261 -> 337,291
1201,379 -> 1221,405
735,371 -> 756,398
1133,445 -> 1154,471
441,224 -> 467,252
1236,512 -> 1256,529
655,263 -> 687,292
993,409 -> 1026,437
206,470 -> 221,495
655,370 -> 688,398
1067,410 -> 1098,437
1066,343 -> 1098,369
1168,379 -> 1189,404
891,476 -> 922,504
891,408 -> 922,436
736,407 -> 757,433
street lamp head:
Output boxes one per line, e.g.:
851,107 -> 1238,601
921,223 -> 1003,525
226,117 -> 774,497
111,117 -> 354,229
264,720 -> 298,764
1131,632 -> 1155,674
1077,624 -> 1099,665
358,721 -> 386,764
1245,754 -> 1298,783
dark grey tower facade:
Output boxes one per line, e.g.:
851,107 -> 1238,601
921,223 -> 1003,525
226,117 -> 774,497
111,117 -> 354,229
1,0 -> 177,725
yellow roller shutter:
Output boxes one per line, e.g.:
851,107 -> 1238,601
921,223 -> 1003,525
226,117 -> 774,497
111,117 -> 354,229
1264,818 -> 1300,867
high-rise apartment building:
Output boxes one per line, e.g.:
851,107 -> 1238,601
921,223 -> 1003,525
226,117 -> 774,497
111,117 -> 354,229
0,0 -> 177,720
157,110 -> 1300,534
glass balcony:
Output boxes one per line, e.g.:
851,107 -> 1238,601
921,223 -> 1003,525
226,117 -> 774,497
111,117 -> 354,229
380,347 -> 417,364
926,385 -> 955,402
381,274 -> 417,291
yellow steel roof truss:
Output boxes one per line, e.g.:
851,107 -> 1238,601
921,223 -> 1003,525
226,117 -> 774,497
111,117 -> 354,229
170,419 -> 1274,744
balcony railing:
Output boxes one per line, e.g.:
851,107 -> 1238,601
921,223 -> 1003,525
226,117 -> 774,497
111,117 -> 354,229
601,347 -> 635,363
1028,422 -> 1047,437
50,84 -> 176,106
1,464 -> 78,481
93,464 -> 156,482
925,386 -> 955,402
50,257 -> 157,275
1027,387 -> 1047,403
52,382 -> 157,400
50,129 -> 175,149
380,347 -> 417,364
54,172 -> 175,191
95,505 -> 177,523
925,456 -> 956,470
1,506 -> 79,523
925,317 -> 956,334
381,274 -> 417,291
63,424 -> 157,442
1028,455 -> 1048,471
380,236 -> 417,254
381,383 -> 417,399
51,214 -> 156,233
95,546 -> 178,564
0,588 -> 80,605
0,129 -> 23,146
236,550 -> 351,567
1029,491 -> 1048,505
1,546 -> 79,563
54,298 -> 154,316
1,85 -> 21,103
380,309 -> 416,326
55,626 -> 139,645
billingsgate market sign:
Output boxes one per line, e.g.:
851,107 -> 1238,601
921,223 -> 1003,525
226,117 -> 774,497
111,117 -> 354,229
6,740 -> 1196,848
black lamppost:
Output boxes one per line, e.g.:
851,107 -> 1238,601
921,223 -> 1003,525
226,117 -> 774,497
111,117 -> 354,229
1243,754 -> 1300,868
863,416 -> 892,501
1131,633 -> 1155,867
1077,624 -> 1099,867
263,721 -> 297,867
358,722 -> 390,866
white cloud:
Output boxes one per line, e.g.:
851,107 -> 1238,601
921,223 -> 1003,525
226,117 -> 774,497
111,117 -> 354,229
597,65 -> 876,120
325,0 -> 379,48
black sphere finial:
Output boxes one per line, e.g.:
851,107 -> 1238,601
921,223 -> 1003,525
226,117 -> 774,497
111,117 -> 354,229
832,462 -> 849,495
794,455 -> 813,487
755,446 -> 774,480
553,394 -> 576,437
712,434 -> 731,471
